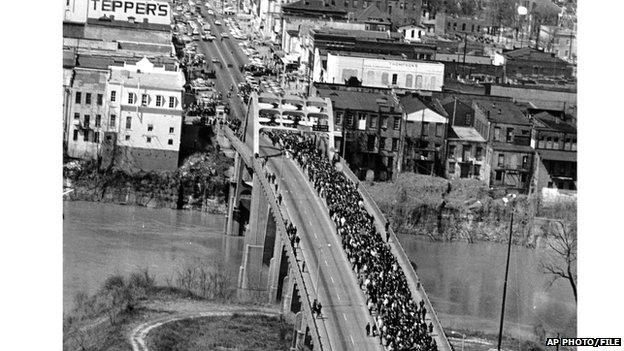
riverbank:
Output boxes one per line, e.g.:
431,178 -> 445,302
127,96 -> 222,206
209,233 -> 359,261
63,268 -> 284,351
64,149 -> 232,214
366,173 -> 576,247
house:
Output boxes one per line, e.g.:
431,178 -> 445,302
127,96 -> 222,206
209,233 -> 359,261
66,68 -> 110,160
474,98 -> 534,194
398,24 -> 428,42
399,93 -> 448,176
440,98 -> 489,181
314,83 -> 404,181
538,25 -> 576,63
531,112 -> 577,191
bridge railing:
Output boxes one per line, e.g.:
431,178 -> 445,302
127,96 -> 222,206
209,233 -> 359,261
223,126 -> 326,351
338,158 -> 453,351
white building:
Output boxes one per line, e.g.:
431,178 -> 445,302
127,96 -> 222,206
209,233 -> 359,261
106,57 -> 185,172
398,25 -> 427,43
314,50 -> 445,91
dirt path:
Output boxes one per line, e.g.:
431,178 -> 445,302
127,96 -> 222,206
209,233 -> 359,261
129,299 -> 281,351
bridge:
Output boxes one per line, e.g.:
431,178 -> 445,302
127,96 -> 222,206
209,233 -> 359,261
220,92 -> 452,351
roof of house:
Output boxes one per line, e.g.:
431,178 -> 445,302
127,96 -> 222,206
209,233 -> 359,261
71,68 -> 108,91
400,94 -> 448,120
315,87 -> 402,113
450,126 -> 486,142
538,149 -> 576,163
503,47 -> 568,64
109,58 -> 185,91
86,18 -> 171,32
312,27 -> 404,41
473,98 -> 530,125
533,112 -> 577,133
354,5 -> 391,24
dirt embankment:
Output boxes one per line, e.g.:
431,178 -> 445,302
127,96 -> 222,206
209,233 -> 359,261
366,173 -> 576,247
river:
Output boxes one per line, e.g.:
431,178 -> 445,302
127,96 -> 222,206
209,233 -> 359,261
63,201 -> 243,313
63,201 -> 575,342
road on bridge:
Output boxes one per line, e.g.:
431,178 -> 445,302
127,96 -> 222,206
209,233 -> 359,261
254,134 -> 383,351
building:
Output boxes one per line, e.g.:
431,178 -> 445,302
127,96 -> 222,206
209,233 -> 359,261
440,97 -> 489,181
398,24 -> 427,42
531,112 -> 576,191
435,12 -> 493,36
484,83 -> 576,118
67,67 -> 110,160
502,47 -> 574,79
313,83 -> 404,181
104,57 -> 186,172
314,50 -> 444,91
474,98 -> 534,194
399,93 -> 448,176
354,5 -> 392,31
281,0 -> 422,28
538,25 -> 576,63
64,0 -> 89,23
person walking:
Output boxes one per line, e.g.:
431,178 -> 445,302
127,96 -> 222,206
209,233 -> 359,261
317,302 -> 322,317
312,299 -> 318,317
365,322 -> 371,336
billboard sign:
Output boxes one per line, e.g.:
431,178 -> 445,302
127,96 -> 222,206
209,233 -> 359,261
88,0 -> 171,25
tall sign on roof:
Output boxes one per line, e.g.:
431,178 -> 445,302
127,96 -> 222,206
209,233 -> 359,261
87,0 -> 171,25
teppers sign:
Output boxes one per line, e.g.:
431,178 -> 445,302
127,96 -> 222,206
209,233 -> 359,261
88,0 -> 171,25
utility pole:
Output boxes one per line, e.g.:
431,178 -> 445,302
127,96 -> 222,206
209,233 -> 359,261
497,207 -> 514,351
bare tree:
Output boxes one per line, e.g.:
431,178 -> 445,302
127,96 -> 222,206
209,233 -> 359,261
540,219 -> 577,302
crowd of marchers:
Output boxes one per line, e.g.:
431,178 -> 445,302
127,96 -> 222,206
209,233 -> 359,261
264,130 -> 438,351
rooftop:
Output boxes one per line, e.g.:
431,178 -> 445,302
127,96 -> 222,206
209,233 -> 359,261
450,126 -> 486,142
315,87 -> 402,113
109,57 -> 185,91
322,49 -> 441,64
533,112 -> 577,134
473,98 -> 530,125
312,27 -> 404,41
400,93 -> 447,117
354,5 -> 391,24
86,18 -> 171,32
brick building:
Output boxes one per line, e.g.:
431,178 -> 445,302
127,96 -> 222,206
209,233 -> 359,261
474,98 -> 534,194
531,112 -> 577,191
440,98 -> 489,181
313,83 -> 404,181
502,47 -> 574,79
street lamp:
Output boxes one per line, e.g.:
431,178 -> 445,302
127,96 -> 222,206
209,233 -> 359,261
497,193 -> 517,351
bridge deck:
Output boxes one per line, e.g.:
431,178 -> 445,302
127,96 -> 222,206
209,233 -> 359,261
224,125 -> 451,351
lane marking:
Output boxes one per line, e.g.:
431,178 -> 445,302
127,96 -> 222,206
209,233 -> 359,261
336,293 -> 341,300
350,335 -> 355,345
330,276 -> 334,283
324,259 -> 328,266
343,313 -> 347,321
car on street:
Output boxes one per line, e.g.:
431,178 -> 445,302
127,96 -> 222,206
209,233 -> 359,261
208,9 -> 214,15
214,20 -> 222,25
227,63 -> 233,68
212,58 -> 221,64
221,33 -> 229,39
